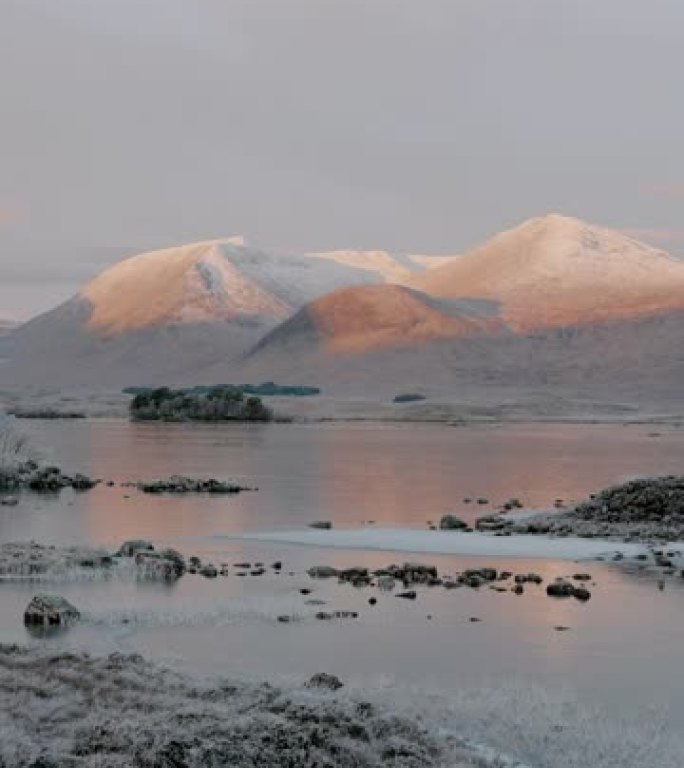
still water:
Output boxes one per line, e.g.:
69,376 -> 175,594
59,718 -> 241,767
1,420 -> 683,731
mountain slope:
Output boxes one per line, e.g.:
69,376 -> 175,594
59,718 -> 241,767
0,238 -> 454,387
249,284 -> 503,357
237,216 -> 684,404
411,214 -> 684,331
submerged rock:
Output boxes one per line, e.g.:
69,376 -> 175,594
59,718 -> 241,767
24,593 -> 80,626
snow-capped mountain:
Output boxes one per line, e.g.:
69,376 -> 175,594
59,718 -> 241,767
236,215 -> 684,403
0,238 -> 454,387
411,214 -> 684,331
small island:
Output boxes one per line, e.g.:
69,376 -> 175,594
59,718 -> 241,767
129,386 -> 274,422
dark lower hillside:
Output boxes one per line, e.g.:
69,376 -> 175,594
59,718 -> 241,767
130,387 -> 273,422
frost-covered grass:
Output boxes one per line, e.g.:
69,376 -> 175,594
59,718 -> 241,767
0,413 -> 33,473
0,645 -> 484,768
0,645 -> 681,768
0,542 -> 130,582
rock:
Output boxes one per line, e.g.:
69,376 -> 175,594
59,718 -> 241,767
307,565 -> 338,579
572,573 -> 592,581
271,561 -> 282,570
24,594 -> 80,626
439,514 -> 468,530
477,498 -> 489,505
309,520 -> 332,530
338,567 -> 370,586
368,597 -> 377,606
572,586 -> 592,601
277,615 -> 292,623
300,588 -> 312,595
137,475 -> 247,494
396,590 -> 417,600
0,496 -> 18,506
158,548 -> 186,577
71,473 -> 98,490
199,564 -> 218,578
305,672 -> 343,690
117,539 -> 154,557
475,515 -> 508,531
546,580 -> 575,597
135,552 -> 182,580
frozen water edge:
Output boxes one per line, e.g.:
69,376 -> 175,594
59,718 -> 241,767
231,527 -> 650,561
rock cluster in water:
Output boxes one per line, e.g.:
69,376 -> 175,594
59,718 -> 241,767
134,475 -> 250,494
0,461 -> 98,492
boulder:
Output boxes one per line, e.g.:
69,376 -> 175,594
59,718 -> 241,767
307,565 -> 338,579
546,580 -> 575,597
158,548 -> 186,577
439,515 -> 468,530
117,540 -> 155,557
24,594 -> 80,626
135,552 -> 182,580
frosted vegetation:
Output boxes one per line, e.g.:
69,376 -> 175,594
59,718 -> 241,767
0,414 -> 33,473
0,645 -> 681,768
129,386 -> 273,422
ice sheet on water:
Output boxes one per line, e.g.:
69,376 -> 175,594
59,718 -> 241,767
233,527 -> 648,561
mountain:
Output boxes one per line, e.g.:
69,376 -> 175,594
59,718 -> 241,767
239,215 -> 684,404
410,214 -> 684,332
0,238 -> 454,388
248,285 -> 503,357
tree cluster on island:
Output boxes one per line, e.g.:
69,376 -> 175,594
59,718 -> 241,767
129,386 -> 274,422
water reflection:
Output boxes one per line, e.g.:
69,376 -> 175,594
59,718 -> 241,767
5,420 -> 684,548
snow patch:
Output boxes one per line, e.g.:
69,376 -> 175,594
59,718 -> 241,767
232,527 -> 648,561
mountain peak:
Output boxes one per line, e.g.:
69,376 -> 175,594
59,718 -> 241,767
412,215 -> 684,331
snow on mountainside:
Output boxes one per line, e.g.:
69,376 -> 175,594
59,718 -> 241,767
235,215 -> 684,403
0,238 -> 455,387
411,214 -> 684,331
79,238 -> 454,336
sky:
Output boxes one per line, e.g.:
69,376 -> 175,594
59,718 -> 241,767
1,0 -> 683,319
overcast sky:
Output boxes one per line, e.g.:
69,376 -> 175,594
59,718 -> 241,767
1,0 -> 683,319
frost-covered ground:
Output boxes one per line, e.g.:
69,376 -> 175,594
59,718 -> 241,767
0,645 -> 681,768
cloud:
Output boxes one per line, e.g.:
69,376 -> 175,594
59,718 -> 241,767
640,183 -> 684,198
0,203 -> 25,229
